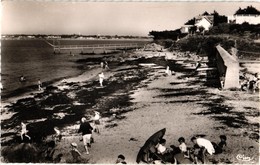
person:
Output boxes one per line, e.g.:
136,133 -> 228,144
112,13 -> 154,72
21,122 -> 31,141
93,111 -> 101,134
53,153 -> 63,163
70,142 -> 82,163
153,139 -> 176,164
104,61 -> 109,70
155,139 -> 173,155
38,79 -> 43,91
165,66 -> 172,76
78,117 -> 93,154
116,154 -> 127,164
99,72 -> 105,87
191,136 -> 215,164
178,137 -> 190,158
20,75 -> 26,82
218,135 -> 227,150
0,82 -> 3,90
53,127 -> 62,142
45,140 -> 56,162
240,79 -> 249,91
212,135 -> 227,154
156,139 -> 167,155
100,62 -> 104,69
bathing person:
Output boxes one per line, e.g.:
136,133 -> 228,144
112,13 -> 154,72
0,82 -> 3,90
104,61 -> 109,70
20,75 -> 26,82
99,72 -> 105,87
38,79 -> 43,91
165,66 -> 172,76
21,122 -> 31,141
78,117 -> 93,154
100,62 -> 104,69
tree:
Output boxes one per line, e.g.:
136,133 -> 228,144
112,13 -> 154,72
235,6 -> 260,15
198,26 -> 205,33
185,18 -> 195,25
212,10 -> 228,26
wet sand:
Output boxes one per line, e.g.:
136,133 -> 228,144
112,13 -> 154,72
1,49 -> 259,164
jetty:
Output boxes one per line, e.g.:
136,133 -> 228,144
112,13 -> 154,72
44,40 -> 144,54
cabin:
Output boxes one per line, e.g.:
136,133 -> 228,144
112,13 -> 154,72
195,15 -> 214,31
180,25 -> 194,34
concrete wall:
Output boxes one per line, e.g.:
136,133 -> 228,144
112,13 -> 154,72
215,45 -> 240,89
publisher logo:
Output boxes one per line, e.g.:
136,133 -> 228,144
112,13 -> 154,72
236,154 -> 254,162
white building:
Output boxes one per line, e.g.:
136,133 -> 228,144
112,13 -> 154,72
180,25 -> 194,34
228,14 -> 260,24
195,15 -> 214,31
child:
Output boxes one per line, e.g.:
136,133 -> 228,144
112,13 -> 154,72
53,127 -> 62,142
116,154 -> 127,164
70,142 -> 82,162
216,135 -> 227,154
156,139 -> 172,155
21,122 -> 31,141
178,137 -> 190,158
156,139 -> 167,155
93,111 -> 101,134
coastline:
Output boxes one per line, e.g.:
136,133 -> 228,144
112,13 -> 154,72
1,48 -> 259,164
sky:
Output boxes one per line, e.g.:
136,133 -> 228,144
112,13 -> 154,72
1,1 -> 259,36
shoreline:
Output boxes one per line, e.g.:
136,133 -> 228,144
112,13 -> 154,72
1,47 -> 259,164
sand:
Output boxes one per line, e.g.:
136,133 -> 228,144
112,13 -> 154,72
1,48 -> 259,164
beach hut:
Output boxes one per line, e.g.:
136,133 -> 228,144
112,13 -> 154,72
215,45 -> 240,89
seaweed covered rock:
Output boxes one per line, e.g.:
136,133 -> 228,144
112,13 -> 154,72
41,93 -> 72,106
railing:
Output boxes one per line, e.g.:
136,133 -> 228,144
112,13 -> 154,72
53,43 -> 141,50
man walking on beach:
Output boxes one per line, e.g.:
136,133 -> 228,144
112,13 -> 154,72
38,79 -> 43,91
78,117 -> 93,154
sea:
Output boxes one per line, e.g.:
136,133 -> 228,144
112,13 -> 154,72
1,39 -> 150,99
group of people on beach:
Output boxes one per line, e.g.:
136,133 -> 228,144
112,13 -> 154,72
18,110 -> 102,163
147,135 -> 226,164
66,111 -> 101,162
240,72 -> 259,93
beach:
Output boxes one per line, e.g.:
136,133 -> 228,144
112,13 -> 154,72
1,46 -> 259,164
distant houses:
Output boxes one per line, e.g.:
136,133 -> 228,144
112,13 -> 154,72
180,25 -> 194,34
195,15 -> 214,31
180,6 -> 260,35
228,14 -> 260,25
228,5 -> 260,24
181,15 -> 214,34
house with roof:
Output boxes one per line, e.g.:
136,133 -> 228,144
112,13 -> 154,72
194,15 -> 214,31
228,6 -> 260,25
180,25 -> 194,34
228,14 -> 260,24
